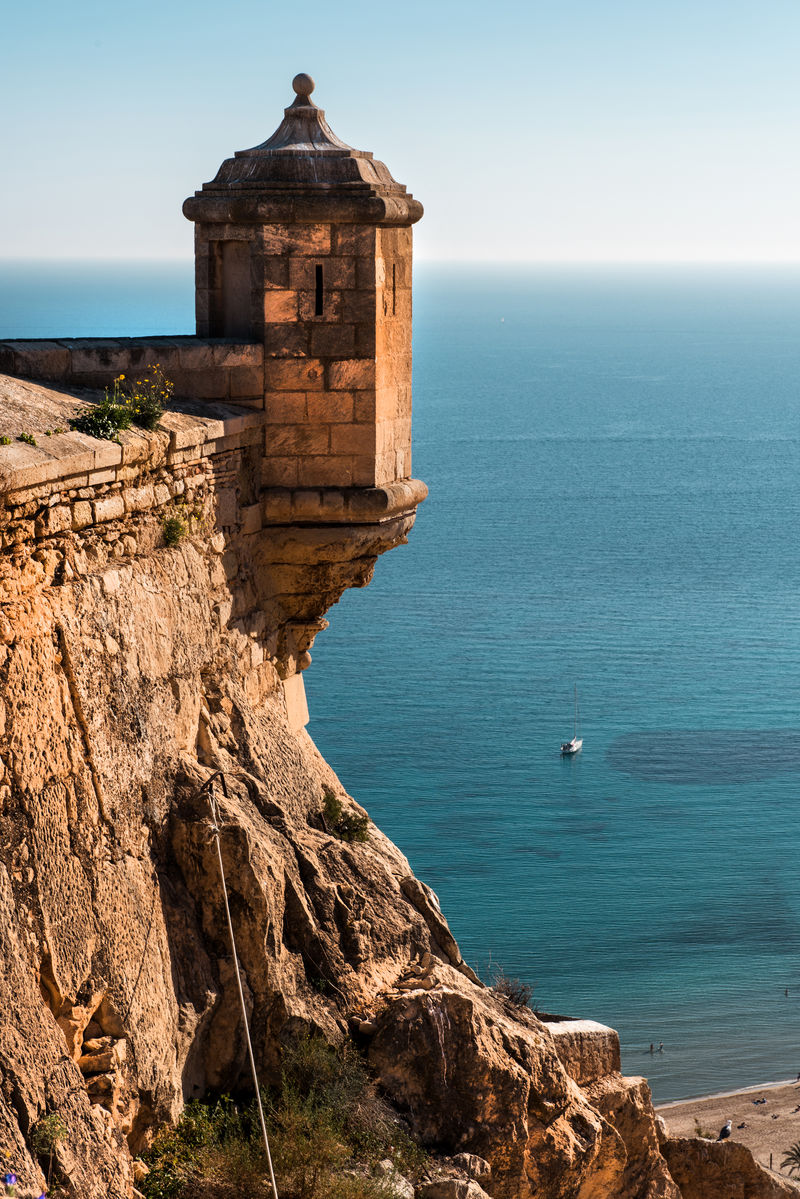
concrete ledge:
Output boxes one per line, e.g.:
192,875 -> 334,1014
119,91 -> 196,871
263,478 -> 428,525
542,1016 -> 621,1085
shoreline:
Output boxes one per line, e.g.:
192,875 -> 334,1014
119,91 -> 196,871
656,1077 -> 797,1110
657,1077 -> 800,1178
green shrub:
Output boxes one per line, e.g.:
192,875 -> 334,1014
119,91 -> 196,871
31,1112 -> 68,1187
71,378 -> 132,442
71,365 -> 173,441
322,788 -> 370,844
0,436 -> 10,446
162,513 -> 188,547
18,432 -> 37,446
141,1037 -> 423,1199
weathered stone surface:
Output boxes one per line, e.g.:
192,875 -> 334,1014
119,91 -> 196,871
0,339 -> 264,407
585,1074 -> 681,1198
543,1016 -> 621,1085
0,450 -> 430,1194
662,1136 -> 800,1197
417,1180 -> 493,1199
375,1158 -> 415,1198
451,1153 -> 492,1182
369,986 -> 627,1199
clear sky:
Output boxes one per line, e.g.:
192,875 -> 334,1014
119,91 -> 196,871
2,0 -> 798,262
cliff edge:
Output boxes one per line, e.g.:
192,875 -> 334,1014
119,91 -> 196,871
0,376 -> 793,1199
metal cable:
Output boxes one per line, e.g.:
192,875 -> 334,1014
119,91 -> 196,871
202,771 -> 280,1199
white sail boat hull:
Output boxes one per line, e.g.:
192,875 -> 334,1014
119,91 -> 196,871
560,685 -> 583,754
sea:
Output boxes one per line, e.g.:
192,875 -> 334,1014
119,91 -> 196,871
3,259 -> 800,1105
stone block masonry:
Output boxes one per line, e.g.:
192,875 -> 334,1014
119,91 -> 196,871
182,73 -> 422,491
0,337 -> 265,409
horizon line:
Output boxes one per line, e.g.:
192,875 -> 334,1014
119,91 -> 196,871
2,255 -> 800,268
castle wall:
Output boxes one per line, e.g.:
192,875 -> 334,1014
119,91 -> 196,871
0,372 -> 424,733
0,337 -> 264,408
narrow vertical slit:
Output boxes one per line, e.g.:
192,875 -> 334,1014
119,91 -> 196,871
392,264 -> 397,315
315,264 -> 324,316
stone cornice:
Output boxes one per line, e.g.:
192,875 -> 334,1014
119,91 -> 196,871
263,479 -> 428,526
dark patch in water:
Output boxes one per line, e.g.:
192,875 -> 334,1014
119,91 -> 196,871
606,729 -> 800,784
665,905 -> 797,950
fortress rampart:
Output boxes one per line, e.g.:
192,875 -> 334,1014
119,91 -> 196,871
0,73 -> 427,729
0,338 -> 265,408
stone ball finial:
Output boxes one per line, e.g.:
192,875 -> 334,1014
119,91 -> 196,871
292,73 -> 315,100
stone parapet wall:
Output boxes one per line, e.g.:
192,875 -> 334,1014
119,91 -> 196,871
0,387 -> 265,514
0,397 -> 267,604
0,333 -> 418,492
0,337 -> 264,409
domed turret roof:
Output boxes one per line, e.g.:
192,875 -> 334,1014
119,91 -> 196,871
183,75 -> 422,225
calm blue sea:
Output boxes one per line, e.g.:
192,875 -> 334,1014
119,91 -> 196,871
3,259 -> 800,1104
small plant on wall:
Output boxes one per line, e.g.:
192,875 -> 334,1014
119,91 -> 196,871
71,376 -> 132,441
125,364 -> 173,430
162,501 -> 205,547
162,512 -> 188,547
31,1112 -> 68,1190
71,364 -> 173,441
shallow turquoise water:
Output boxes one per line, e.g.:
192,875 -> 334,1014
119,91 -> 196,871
3,260 -> 800,1102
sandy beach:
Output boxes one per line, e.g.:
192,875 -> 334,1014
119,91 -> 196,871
658,1079 -> 800,1178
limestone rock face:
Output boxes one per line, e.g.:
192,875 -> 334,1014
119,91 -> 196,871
418,1181 -> 493,1199
662,1137 -> 800,1198
0,420 -> 755,1199
584,1074 -> 681,1198
0,513 -> 442,1194
369,986 -> 627,1199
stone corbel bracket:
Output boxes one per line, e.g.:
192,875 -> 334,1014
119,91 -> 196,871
256,479 -> 427,676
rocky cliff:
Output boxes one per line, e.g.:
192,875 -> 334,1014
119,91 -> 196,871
0,373 -> 792,1198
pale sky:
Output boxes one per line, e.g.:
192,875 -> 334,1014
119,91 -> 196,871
2,0 -> 798,262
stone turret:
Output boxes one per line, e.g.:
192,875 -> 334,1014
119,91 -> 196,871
183,73 -> 423,490
0,73 -> 427,731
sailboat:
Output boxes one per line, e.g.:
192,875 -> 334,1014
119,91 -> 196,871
560,685 -> 583,755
